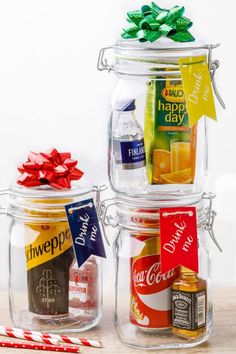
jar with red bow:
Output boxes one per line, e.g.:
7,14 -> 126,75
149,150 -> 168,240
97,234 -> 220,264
0,149 -> 103,332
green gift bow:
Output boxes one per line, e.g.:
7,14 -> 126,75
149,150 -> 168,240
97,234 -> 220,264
121,2 -> 195,43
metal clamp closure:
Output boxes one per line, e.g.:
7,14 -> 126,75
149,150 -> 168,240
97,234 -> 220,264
210,60 -> 226,109
99,197 -> 159,228
92,185 -> 111,246
97,44 -> 226,109
92,184 -> 107,208
99,198 -> 119,228
97,46 -> 115,72
98,198 -> 121,247
203,192 -> 222,252
0,188 -> 9,215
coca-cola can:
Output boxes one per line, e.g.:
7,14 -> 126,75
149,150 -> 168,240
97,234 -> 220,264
130,234 -> 179,331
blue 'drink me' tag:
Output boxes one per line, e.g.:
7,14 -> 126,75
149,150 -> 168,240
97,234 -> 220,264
65,198 -> 106,267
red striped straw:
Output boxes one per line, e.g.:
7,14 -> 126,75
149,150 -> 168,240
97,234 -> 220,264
0,340 -> 80,352
0,327 -> 59,345
4,326 -> 102,348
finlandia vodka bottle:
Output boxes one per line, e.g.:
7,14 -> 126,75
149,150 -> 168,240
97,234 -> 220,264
112,99 -> 146,191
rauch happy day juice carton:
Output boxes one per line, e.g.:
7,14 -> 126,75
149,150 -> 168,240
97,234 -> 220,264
144,79 -> 197,185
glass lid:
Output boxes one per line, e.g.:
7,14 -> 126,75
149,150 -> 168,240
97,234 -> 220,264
8,177 -> 93,200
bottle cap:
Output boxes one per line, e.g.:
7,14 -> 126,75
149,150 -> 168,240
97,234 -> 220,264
180,266 -> 195,274
114,99 -> 136,112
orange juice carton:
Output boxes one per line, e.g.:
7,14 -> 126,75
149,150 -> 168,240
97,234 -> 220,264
144,79 -> 197,185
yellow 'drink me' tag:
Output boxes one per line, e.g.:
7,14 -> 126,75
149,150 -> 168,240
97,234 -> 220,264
179,56 -> 217,127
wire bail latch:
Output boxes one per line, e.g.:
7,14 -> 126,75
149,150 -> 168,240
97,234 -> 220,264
203,192 -> 222,252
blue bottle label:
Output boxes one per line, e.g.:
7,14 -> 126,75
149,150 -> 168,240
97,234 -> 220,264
120,139 -> 146,170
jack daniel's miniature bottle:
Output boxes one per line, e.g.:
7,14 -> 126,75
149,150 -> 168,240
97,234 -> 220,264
172,267 -> 207,339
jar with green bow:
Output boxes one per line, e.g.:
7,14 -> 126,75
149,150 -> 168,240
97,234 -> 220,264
98,2 -> 225,200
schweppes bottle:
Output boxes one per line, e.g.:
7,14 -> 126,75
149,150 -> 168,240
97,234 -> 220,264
25,200 -> 74,318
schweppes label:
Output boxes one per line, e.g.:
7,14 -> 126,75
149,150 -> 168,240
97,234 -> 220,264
25,221 -> 72,271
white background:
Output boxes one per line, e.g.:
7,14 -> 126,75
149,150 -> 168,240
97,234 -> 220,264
0,0 -> 235,290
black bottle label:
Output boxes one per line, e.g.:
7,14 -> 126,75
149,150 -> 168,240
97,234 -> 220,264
27,248 -> 74,316
25,222 -> 74,316
172,289 -> 206,331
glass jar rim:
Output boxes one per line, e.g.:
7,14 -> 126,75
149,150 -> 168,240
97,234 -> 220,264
111,193 -> 205,231
9,178 -> 92,200
4,178 -> 95,221
115,37 -> 206,51
115,191 -> 203,206
109,38 -> 216,78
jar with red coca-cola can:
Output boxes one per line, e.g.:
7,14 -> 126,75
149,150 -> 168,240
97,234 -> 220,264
100,192 -> 220,349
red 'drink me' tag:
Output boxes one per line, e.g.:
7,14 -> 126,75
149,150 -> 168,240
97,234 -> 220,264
160,207 -> 198,274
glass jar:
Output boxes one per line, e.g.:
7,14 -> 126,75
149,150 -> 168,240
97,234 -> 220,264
100,192 -> 217,349
0,179 -> 103,332
98,39 -> 222,198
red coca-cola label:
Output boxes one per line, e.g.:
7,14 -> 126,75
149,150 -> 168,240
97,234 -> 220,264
133,255 -> 176,294
130,254 -> 178,329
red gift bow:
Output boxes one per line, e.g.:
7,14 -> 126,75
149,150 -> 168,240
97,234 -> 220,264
17,148 -> 84,190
